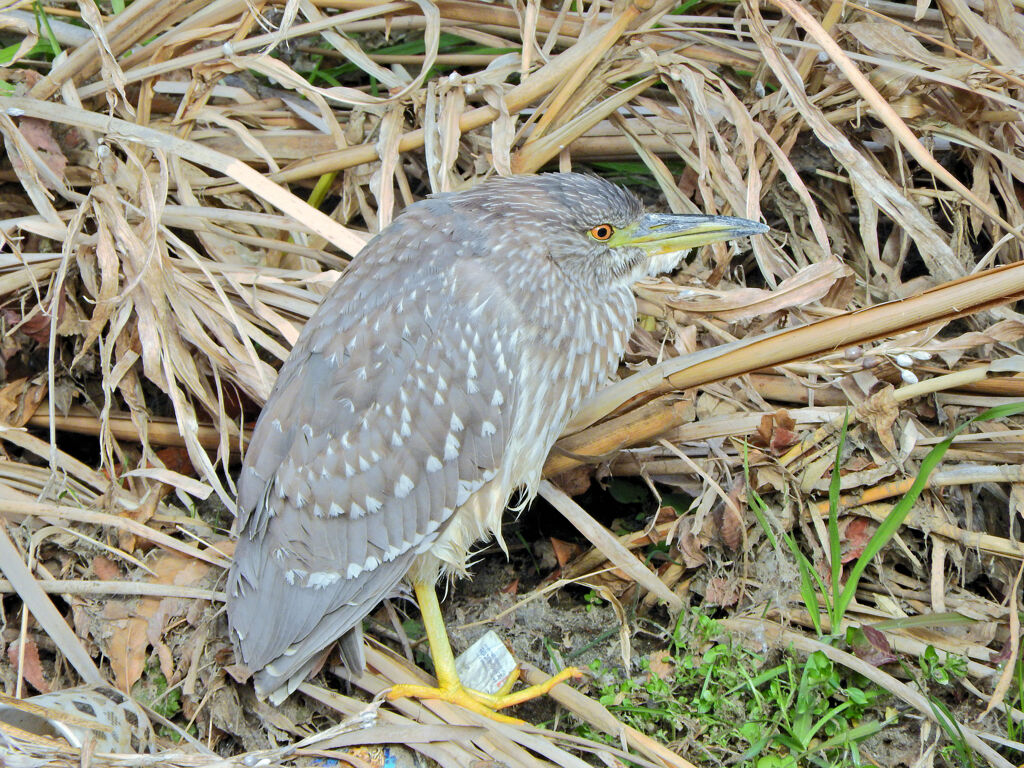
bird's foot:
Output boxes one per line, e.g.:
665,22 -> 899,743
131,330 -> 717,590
387,666 -> 583,724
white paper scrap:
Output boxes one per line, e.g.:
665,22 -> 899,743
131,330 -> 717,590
454,630 -> 517,695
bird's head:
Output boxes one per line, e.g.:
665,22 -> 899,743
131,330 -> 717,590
446,173 -> 768,292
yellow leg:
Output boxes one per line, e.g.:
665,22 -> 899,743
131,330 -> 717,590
387,582 -> 582,724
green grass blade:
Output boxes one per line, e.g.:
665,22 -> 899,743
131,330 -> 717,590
34,1 -> 62,57
744,441 -> 779,550
828,411 -> 848,628
784,533 -> 826,635
813,718 -> 886,753
834,402 -> 1024,623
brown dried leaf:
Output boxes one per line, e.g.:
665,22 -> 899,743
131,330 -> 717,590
840,517 -> 875,563
858,384 -> 899,454
1,291 -> 66,345
222,663 -> 251,684
847,625 -> 897,666
101,551 -> 212,691
17,117 -> 67,178
8,637 -> 50,694
550,465 -> 592,497
154,446 -> 194,478
646,652 -> 674,682
923,320 -> 1024,353
92,556 -> 120,581
705,576 -> 741,607
753,410 -> 801,454
550,538 -> 578,569
676,531 -> 708,568
844,22 -> 945,66
715,484 -> 745,551
103,602 -> 147,693
755,414 -> 773,446
0,378 -> 46,427
658,260 -> 853,321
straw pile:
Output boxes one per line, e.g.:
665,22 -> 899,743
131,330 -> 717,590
1,0 -> 1023,765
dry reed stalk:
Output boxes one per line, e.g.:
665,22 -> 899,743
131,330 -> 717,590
569,260 -> 1024,435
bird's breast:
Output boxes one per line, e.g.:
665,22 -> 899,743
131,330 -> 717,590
414,284 -> 637,581
508,285 -> 636,477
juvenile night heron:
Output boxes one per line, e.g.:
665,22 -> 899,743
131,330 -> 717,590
227,173 -> 767,720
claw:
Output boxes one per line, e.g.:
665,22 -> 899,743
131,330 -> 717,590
387,583 -> 581,723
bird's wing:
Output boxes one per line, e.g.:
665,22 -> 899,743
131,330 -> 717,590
227,249 -> 516,698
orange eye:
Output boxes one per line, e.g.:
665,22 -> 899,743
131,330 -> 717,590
589,224 -> 614,241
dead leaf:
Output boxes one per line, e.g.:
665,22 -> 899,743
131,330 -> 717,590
549,538 -> 578,569
991,641 -> 1012,665
840,516 -> 875,563
550,465 -> 592,497
843,22 -> 946,66
100,550 -> 213,691
18,117 -> 68,179
8,637 -> 50,694
923,320 -> 1024,352
646,652 -> 674,682
0,378 -> 47,427
753,410 -> 800,454
858,384 -> 899,454
156,641 -> 175,683
92,556 -> 120,581
117,489 -> 161,553
844,455 -> 875,472
222,663 -> 251,684
1,303 -> 57,346
848,625 -> 897,666
155,447 -> 194,477
651,259 -> 853,321
705,576 -> 741,607
676,531 -> 708,568
714,483 -> 746,551
772,427 -> 799,452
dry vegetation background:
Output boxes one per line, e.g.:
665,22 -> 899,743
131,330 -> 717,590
2,0 -> 1024,765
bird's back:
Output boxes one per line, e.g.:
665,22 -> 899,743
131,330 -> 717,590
228,197 -> 525,699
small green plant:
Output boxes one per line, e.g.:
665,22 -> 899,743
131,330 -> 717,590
755,403 -> 1024,637
746,404 -> 1024,765
754,651 -> 889,767
919,645 -> 967,686
582,589 -> 605,613
1008,652 -> 1024,744
580,610 -> 887,765
132,661 -> 197,742
399,617 -> 430,668
1,2 -> 62,65
132,662 -> 181,719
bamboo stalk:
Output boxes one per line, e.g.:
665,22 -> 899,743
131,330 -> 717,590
570,260 -> 1024,434
0,579 -> 224,600
815,464 -> 1024,514
545,396 -> 690,476
25,403 -> 232,451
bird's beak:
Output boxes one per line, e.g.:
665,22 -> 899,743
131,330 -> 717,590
609,213 -> 769,257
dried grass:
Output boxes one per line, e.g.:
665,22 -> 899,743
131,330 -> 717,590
2,0 -> 1024,764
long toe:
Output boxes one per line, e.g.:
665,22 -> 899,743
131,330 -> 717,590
387,666 -> 582,724
387,682 -> 526,724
